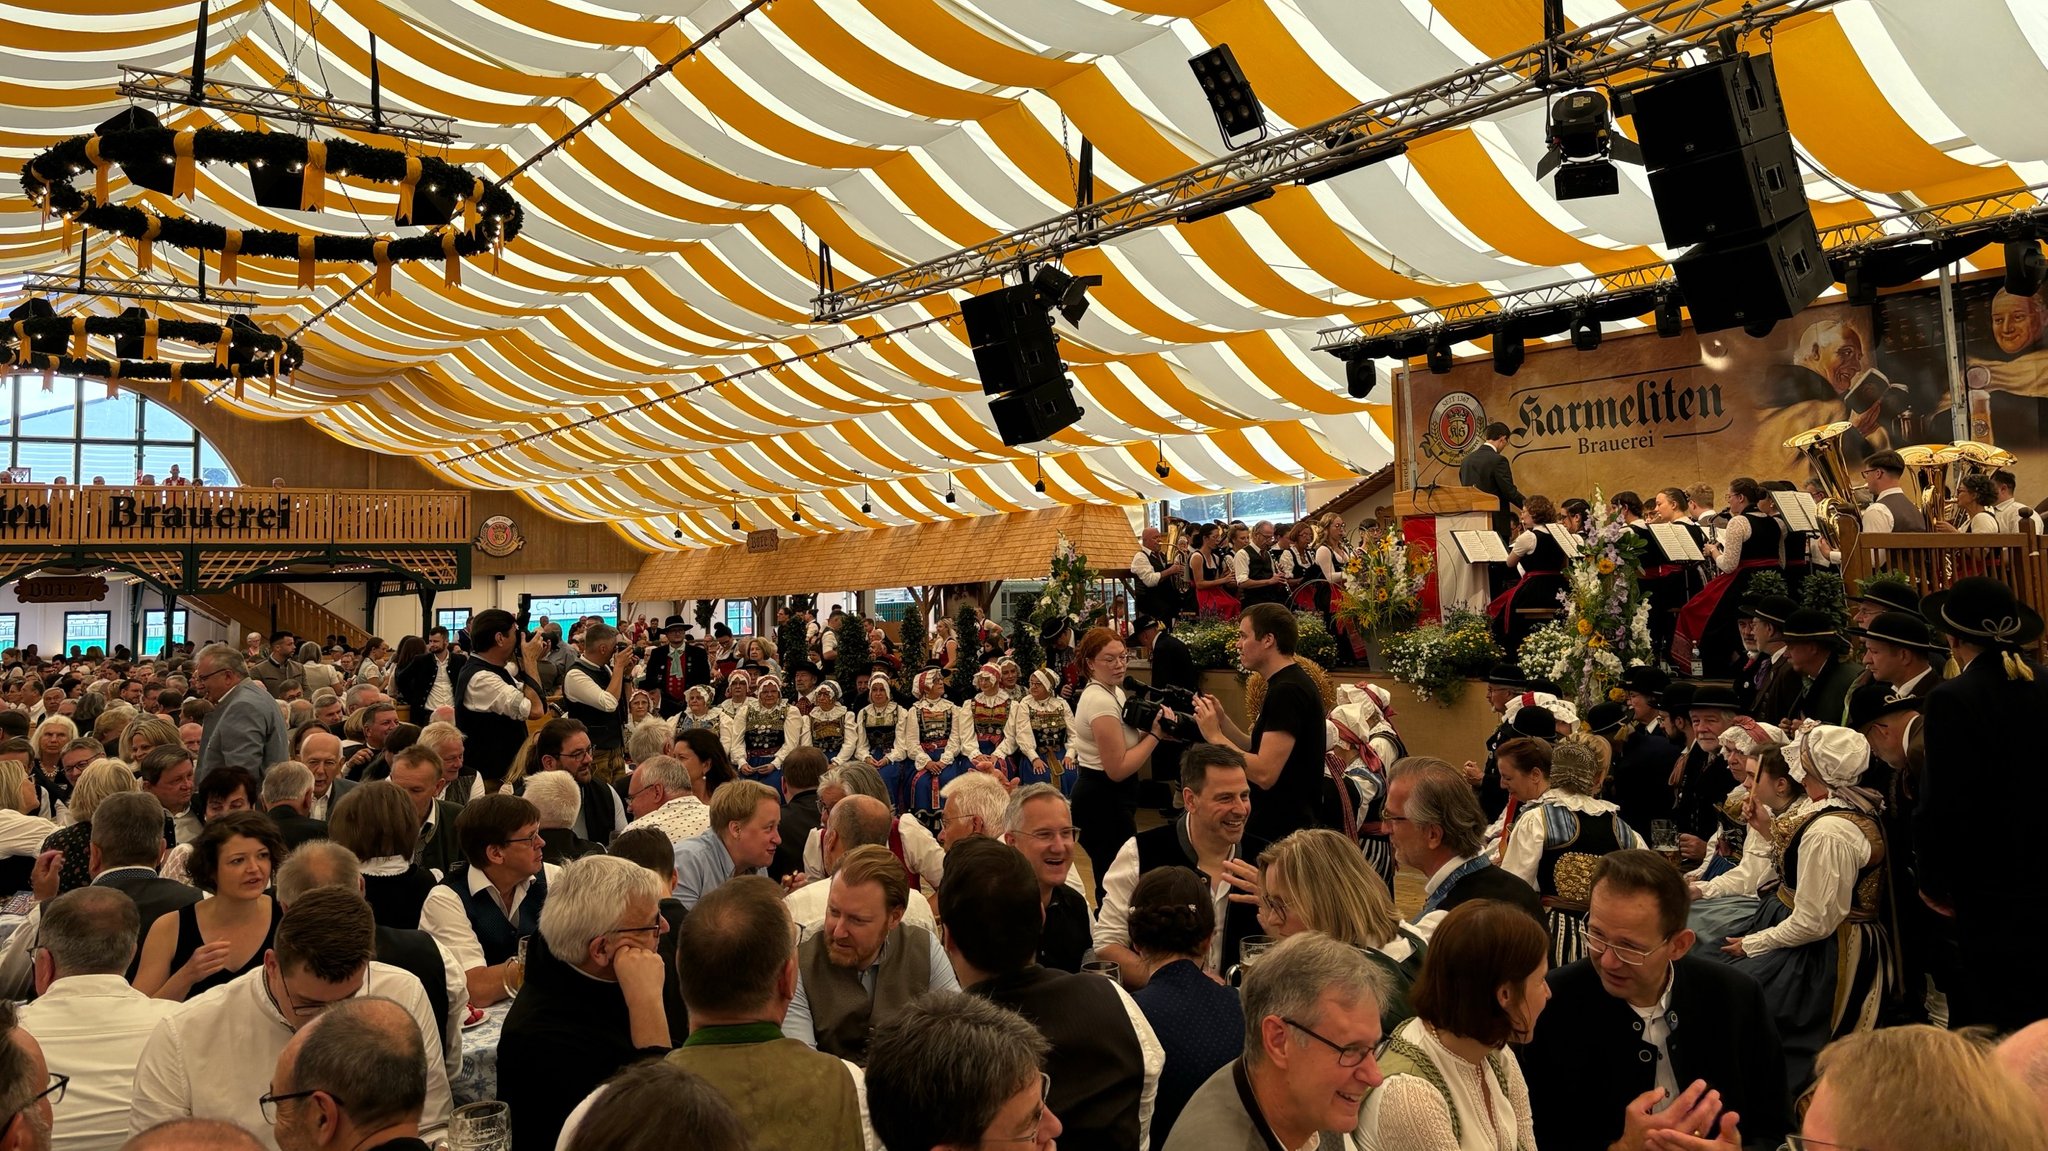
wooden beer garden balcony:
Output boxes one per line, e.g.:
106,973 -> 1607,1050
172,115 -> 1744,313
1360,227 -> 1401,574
1842,523 -> 2048,656
0,484 -> 472,594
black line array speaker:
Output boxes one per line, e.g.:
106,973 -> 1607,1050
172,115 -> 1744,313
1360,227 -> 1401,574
1626,53 -> 1827,335
961,283 -> 1064,397
990,378 -> 1084,447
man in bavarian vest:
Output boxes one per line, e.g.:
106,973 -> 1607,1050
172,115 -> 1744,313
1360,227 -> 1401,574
1859,450 -> 1930,534
641,615 -> 712,719
453,608 -> 546,789
779,845 -> 961,1065
561,622 -> 636,785
417,793 -> 555,1009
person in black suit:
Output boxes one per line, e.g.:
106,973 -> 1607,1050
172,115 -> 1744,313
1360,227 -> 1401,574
1384,757 -> 1542,937
1521,850 -> 1790,1151
261,761 -> 330,852
1133,616 -> 1196,808
1917,577 -> 2048,1032
88,791 -> 204,981
640,616 -> 712,719
1458,421 -> 1525,542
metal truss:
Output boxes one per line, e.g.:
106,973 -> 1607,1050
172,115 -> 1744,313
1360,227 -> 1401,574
116,67 -> 458,145
1313,182 -> 2048,351
811,0 -> 1846,323
21,272 -> 259,311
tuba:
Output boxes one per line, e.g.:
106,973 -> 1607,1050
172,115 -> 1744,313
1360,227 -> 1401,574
1785,422 -> 1860,543
1896,444 -> 1952,525
1943,440 -> 2017,498
1163,522 -> 1192,592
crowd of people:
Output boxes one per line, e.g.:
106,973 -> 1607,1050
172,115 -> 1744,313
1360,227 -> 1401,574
0,551 -> 2030,1151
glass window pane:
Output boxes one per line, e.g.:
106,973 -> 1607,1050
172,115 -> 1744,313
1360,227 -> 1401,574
141,398 -> 195,443
16,379 -> 76,438
0,615 -> 16,652
436,609 -> 471,635
80,394 -> 138,440
1230,485 -> 1300,523
141,443 -> 195,485
0,377 -> 16,436
198,439 -> 236,487
142,610 -> 187,656
725,601 -> 755,636
14,441 -> 73,484
79,441 -> 137,485
1170,494 -> 1228,523
63,612 -> 109,655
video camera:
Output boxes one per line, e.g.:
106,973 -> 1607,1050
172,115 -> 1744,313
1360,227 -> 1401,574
1121,677 -> 1201,743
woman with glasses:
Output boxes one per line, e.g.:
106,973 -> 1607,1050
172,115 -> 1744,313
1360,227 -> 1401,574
27,715 -> 77,815
1070,628 -> 1165,905
1358,899 -> 1549,1151
1128,866 -> 1244,1151
1253,828 -> 1426,1034
134,810 -> 285,1001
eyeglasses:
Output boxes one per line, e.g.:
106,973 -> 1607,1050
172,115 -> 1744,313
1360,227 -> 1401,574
1284,1018 -> 1391,1068
626,782 -> 662,803
982,1072 -> 1053,1144
192,667 -> 229,683
1584,927 -> 1670,966
1096,651 -> 1130,664
266,974 -> 349,1021
559,747 -> 594,761
26,1073 -> 65,1108
1019,827 -> 1080,845
1260,892 -> 1289,920
259,1088 -> 341,1125
497,833 -> 545,849
607,916 -> 664,939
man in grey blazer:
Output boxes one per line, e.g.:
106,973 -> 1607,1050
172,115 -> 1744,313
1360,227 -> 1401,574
193,642 -> 288,785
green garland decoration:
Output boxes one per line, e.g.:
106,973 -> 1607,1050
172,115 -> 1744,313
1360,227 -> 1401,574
19,127 -> 524,266
1,312 -> 301,372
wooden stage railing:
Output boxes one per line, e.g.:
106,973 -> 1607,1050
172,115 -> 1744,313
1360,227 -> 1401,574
0,485 -> 470,548
1845,527 -> 2048,655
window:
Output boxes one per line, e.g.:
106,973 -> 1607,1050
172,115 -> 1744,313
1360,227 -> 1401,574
0,379 -> 238,485
1170,493 -> 1228,524
1229,485 -> 1301,523
435,608 -> 472,635
724,600 -> 755,636
873,588 -> 915,624
62,612 -> 109,655
525,595 -> 620,628
142,610 -> 188,656
0,614 -> 17,652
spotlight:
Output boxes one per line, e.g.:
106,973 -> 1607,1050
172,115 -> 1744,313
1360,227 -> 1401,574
1654,293 -> 1684,338
1844,258 -> 1876,308
1536,89 -> 1642,202
945,476 -> 957,505
1155,442 -> 1171,479
730,516 -> 741,530
1344,357 -> 1378,400
1425,332 -> 1453,375
792,508 -> 802,524
945,490 -> 956,505
1032,265 -> 1102,326
1034,477 -> 1046,494
1188,44 -> 1267,148
2005,239 -> 2047,298
861,501 -> 871,515
1492,326 -> 1525,377
1569,308 -> 1602,351
672,528 -> 683,539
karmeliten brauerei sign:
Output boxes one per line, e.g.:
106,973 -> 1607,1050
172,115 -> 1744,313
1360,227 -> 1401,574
0,492 -> 298,534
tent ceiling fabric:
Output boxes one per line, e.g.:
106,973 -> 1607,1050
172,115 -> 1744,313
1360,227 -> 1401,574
3,0 -> 2043,550
625,502 -> 1140,600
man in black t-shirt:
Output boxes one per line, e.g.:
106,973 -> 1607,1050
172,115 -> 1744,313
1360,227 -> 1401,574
1192,603 -> 1328,844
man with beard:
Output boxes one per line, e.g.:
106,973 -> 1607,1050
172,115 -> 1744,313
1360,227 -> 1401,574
1092,745 -> 1262,987
1000,783 -> 1093,973
527,718 -> 626,847
1671,686 -> 1742,867
781,845 -> 959,1063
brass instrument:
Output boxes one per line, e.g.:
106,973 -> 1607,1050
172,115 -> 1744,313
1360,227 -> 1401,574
1896,443 -> 1951,525
1784,422 -> 1860,544
1163,522 -> 1193,592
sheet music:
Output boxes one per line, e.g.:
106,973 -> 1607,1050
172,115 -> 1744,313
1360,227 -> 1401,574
1647,523 -> 1705,562
1543,523 -> 1583,557
1777,490 -> 1821,535
1452,530 -> 1511,563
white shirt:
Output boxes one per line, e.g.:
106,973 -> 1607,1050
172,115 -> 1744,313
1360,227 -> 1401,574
563,661 -> 622,713
1070,682 -> 1133,773
1696,795 -> 1813,901
21,974 -> 181,1151
786,881 -> 937,941
1357,1017 -> 1534,1151
625,795 -> 711,846
419,862 -> 562,978
0,808 -> 56,858
1631,968 -> 1681,1111
1410,854 -> 1481,943
1860,488 -> 1904,535
1890,667 -> 1934,696
1716,513 -> 1751,572
1499,792 -> 1642,887
1994,497 -> 2023,534
1961,510 -> 1998,534
128,963 -> 452,1150
426,656 -> 456,710
462,659 -> 531,720
1742,800 -> 1872,956
1093,830 -> 1233,973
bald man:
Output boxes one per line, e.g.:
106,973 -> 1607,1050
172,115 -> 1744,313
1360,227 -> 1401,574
122,1119 -> 267,1151
1997,1021 -> 2048,1129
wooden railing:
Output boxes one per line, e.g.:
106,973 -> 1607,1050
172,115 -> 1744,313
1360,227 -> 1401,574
194,584 -> 371,650
0,485 -> 469,548
1845,527 -> 2048,654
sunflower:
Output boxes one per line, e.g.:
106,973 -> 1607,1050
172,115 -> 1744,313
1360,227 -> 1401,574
1608,687 -> 1625,702
1576,618 -> 1593,636
1597,558 -> 1616,575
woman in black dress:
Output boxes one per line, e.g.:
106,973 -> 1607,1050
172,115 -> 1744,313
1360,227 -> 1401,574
133,810 -> 285,1002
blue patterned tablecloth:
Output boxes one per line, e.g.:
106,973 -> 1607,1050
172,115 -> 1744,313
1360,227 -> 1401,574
451,1001 -> 512,1106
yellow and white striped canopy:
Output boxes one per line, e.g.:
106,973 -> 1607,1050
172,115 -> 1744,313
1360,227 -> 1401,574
3,0 -> 2044,549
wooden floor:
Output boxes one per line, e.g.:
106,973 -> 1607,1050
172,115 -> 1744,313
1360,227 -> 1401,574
1075,806 -> 1428,920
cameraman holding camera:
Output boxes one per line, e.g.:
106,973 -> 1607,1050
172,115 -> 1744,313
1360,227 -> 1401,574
1071,626 -> 1170,904
1192,603 -> 1328,845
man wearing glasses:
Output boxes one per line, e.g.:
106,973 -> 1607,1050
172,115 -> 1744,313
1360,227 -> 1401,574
1164,931 -> 1383,1151
1857,451 -> 1928,535
498,856 -> 672,1151
1517,850 -> 1791,1151
0,1000 -> 58,1151
192,643 -> 288,787
867,992 -> 1062,1151
263,997 -> 430,1151
999,783 -> 1096,973
129,888 -> 453,1149
418,794 -> 557,1009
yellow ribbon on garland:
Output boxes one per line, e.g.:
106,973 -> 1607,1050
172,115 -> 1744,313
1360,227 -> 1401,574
463,177 -> 483,232
105,360 -> 120,398
397,156 -> 423,223
215,324 -> 231,367
372,239 -> 393,296
297,232 -> 317,288
60,217 -> 75,253
441,228 -> 461,288
85,136 -> 109,204
220,229 -> 243,284
142,317 -> 159,361
10,323 -> 26,366
134,215 -> 162,274
69,316 -> 87,358
301,140 -> 327,211
168,362 -> 185,404
172,130 -> 197,198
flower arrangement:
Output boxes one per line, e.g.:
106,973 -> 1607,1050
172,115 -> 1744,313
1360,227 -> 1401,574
1518,489 -> 1653,710
1027,532 -> 1105,640
1335,525 -> 1432,636
1384,607 -> 1502,704
1178,611 -> 1336,671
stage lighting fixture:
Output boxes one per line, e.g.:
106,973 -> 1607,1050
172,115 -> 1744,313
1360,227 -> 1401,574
114,305 -> 151,359
2005,239 -> 2047,298
1425,332 -> 1453,375
1032,266 -> 1103,326
861,501 -> 871,515
1296,136 -> 1408,187
1844,258 -> 1876,308
5,299 -> 65,359
1189,44 -> 1267,148
672,527 -> 683,539
1155,442 -> 1171,479
1654,293 -> 1684,338
1176,186 -> 1275,225
730,514 -> 741,530
1569,308 -> 1602,351
1345,357 -> 1378,400
1536,89 -> 1642,202
1492,327 -> 1525,377
791,504 -> 802,524
945,476 -> 957,505
96,107 -> 176,195
1034,477 -> 1047,494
